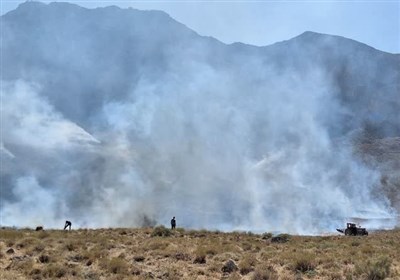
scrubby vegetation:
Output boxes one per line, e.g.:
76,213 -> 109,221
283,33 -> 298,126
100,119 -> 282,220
0,227 -> 399,279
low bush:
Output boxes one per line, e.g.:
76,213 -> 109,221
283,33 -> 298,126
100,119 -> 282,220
239,255 -> 257,275
33,242 -> 45,253
68,254 -> 88,262
271,234 -> 291,243
242,241 -> 253,251
262,232 -> 273,240
145,239 -> 169,251
194,254 -> 206,264
41,264 -> 67,278
38,254 -> 50,263
151,226 -> 172,237
222,259 -> 238,273
193,246 -> 207,264
252,266 -> 279,280
37,231 -> 50,239
360,257 -> 391,280
16,237 -> 38,249
204,244 -> 220,256
292,253 -> 316,273
0,229 -> 24,241
175,227 -> 185,233
64,240 -> 83,251
133,255 -> 145,262
175,252 -> 191,261
101,257 -> 129,274
7,257 -> 34,273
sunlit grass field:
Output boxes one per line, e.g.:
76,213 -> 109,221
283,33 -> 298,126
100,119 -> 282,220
1,226 -> 399,279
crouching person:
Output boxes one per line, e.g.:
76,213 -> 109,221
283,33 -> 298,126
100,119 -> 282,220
64,220 -> 72,231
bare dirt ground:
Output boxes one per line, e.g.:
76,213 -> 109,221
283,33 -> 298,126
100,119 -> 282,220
1,226 -> 399,280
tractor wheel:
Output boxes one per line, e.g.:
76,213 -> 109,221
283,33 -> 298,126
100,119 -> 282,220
345,229 -> 350,236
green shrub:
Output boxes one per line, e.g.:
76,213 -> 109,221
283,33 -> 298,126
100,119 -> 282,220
151,226 -> 172,237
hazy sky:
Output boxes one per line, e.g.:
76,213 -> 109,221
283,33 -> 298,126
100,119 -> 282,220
1,1 -> 399,53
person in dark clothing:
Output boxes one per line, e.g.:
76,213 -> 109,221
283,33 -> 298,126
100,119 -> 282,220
171,216 -> 176,230
64,220 -> 72,231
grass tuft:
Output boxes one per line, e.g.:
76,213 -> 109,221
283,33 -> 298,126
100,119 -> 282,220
101,257 -> 129,274
252,266 -> 279,280
151,226 -> 172,237
365,256 -> 392,280
239,254 -> 257,275
262,232 -> 273,240
292,252 -> 316,273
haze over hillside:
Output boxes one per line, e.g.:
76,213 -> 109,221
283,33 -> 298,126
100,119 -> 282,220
1,2 -> 399,234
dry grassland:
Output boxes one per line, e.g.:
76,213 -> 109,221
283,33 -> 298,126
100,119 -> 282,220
1,226 -> 399,280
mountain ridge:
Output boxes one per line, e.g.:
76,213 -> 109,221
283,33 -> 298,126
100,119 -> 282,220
6,1 -> 399,55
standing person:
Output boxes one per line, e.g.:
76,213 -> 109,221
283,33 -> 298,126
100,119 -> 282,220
64,220 -> 72,231
170,216 -> 176,230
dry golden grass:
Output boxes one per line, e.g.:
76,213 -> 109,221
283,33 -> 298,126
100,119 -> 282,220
0,227 -> 399,279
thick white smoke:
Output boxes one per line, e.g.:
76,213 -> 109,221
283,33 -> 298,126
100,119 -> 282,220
1,64 -> 395,234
